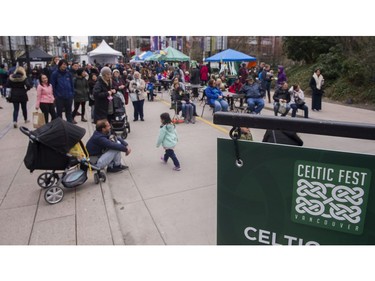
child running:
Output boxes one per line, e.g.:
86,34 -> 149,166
156,112 -> 181,171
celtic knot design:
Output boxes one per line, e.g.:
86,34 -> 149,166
295,179 -> 363,224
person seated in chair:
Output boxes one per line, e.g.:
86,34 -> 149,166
239,77 -> 264,114
273,82 -> 291,117
205,79 -> 229,113
228,77 -> 243,110
86,119 -> 131,173
171,82 -> 184,115
171,82 -> 196,123
289,84 -> 309,118
181,90 -> 197,124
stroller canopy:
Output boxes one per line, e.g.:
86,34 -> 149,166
31,118 -> 86,154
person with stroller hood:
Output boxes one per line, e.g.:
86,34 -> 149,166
86,119 -> 131,173
93,67 -> 116,123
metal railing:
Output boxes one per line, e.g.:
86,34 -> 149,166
213,112 -> 375,140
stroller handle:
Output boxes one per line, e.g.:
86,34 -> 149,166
19,126 -> 37,141
19,126 -> 31,136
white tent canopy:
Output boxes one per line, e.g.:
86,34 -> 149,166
87,40 -> 123,65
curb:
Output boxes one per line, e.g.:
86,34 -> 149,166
100,180 -> 125,245
86,118 -> 125,245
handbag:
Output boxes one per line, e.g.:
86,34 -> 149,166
278,101 -> 287,114
129,91 -> 139,102
295,98 -> 305,106
32,110 -> 46,128
5,88 -> 11,102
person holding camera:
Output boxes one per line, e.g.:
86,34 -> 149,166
289,84 -> 309,118
129,71 -> 146,121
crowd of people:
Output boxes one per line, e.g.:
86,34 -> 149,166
0,57 -> 326,124
0,56 -> 327,173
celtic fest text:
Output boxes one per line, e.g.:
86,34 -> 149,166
297,164 -> 368,186
244,226 -> 320,245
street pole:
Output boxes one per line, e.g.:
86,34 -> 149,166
23,36 -> 31,76
44,36 -> 48,53
8,36 -> 15,65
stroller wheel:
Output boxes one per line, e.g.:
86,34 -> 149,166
44,186 -> 64,204
94,172 -> 107,184
94,173 -> 100,184
126,123 -> 131,133
99,172 -> 106,183
38,172 -> 58,189
121,130 -> 128,139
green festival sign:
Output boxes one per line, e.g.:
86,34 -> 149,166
217,139 -> 375,245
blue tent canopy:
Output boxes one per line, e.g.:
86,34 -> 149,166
205,49 -> 256,62
140,51 -> 154,60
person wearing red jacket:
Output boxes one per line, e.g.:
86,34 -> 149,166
200,64 -> 209,85
227,78 -> 243,110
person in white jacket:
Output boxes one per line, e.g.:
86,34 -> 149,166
129,71 -> 146,121
289,84 -> 309,118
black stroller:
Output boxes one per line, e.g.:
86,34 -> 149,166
20,118 -> 106,204
110,92 -> 130,139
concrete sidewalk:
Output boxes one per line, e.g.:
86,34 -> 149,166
0,87 -> 374,245
0,89 -> 123,245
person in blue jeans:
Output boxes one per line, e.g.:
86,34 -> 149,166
289,84 -> 308,118
273,82 -> 291,117
156,112 -> 181,171
205,79 -> 229,113
240,77 -> 265,114
5,66 -> 31,128
50,59 -> 75,123
86,119 -> 131,173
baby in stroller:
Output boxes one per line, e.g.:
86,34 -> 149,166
20,118 -> 106,204
109,91 -> 130,139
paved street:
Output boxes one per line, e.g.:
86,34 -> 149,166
0,87 -> 374,245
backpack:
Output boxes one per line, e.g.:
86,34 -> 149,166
258,71 -> 263,81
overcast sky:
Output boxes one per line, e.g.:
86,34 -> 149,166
71,36 -> 88,44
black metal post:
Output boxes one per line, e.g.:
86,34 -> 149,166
8,36 -> 15,65
213,112 -> 375,140
23,36 -> 31,76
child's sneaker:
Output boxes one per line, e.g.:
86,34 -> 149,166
173,166 -> 181,171
161,156 -> 167,164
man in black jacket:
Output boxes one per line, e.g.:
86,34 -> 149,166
190,64 -> 201,98
86,119 -> 131,173
262,130 -> 303,146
